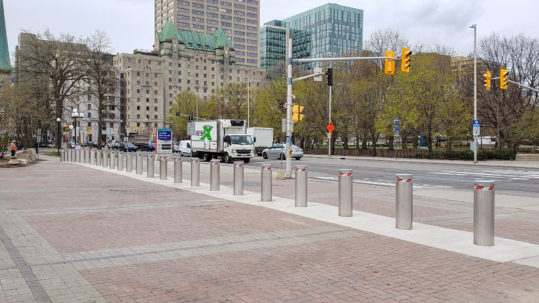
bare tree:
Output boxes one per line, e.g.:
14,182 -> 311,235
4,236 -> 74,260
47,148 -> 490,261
365,28 -> 409,56
84,31 -> 118,148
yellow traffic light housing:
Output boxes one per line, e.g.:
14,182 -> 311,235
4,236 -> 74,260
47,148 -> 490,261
292,105 -> 304,123
384,51 -> 395,75
401,48 -> 412,72
484,71 -> 491,91
500,69 -> 508,90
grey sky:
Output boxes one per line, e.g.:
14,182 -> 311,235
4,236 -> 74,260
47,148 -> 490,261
5,0 -> 539,60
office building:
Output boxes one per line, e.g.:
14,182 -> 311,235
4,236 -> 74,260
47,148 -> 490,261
260,3 -> 363,72
116,21 -> 265,134
154,0 -> 261,67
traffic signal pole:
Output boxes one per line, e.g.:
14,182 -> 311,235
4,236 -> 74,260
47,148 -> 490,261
328,61 -> 333,158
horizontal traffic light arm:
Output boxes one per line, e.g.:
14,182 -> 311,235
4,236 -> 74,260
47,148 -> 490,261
489,77 -> 539,93
291,55 -> 400,64
292,71 -> 326,84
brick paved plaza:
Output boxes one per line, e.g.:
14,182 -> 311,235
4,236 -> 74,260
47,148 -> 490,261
0,157 -> 538,302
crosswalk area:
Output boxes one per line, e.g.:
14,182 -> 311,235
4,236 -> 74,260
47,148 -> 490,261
431,169 -> 539,181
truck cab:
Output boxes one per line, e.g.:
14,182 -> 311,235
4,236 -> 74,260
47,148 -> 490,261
223,134 -> 255,163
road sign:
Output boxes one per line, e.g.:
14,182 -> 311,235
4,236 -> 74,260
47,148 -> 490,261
314,67 -> 323,82
473,120 -> 480,136
394,120 -> 400,127
156,128 -> 173,154
326,123 -> 335,133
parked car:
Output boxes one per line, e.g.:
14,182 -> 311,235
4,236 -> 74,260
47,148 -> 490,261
178,140 -> 196,157
262,144 -> 303,160
86,141 -> 98,148
111,141 -> 122,149
140,142 -> 155,152
120,142 -> 137,152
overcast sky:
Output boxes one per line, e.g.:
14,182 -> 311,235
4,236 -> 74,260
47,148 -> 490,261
4,0 -> 539,60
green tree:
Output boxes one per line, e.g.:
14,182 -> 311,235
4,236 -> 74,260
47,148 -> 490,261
166,91 -> 202,140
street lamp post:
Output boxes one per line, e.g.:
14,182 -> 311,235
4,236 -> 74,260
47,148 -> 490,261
470,24 -> 478,164
56,117 -> 61,154
245,78 -> 250,128
71,108 -> 84,147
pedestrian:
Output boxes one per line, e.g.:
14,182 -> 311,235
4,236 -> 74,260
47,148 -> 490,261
9,140 -> 16,157
34,141 -> 39,154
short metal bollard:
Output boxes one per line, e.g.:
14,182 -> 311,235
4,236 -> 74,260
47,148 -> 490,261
102,151 -> 108,168
70,149 -> 75,162
83,149 -> 88,163
96,150 -> 102,166
295,165 -> 308,207
210,159 -> 220,191
174,158 -> 182,183
160,156 -> 168,180
76,150 -> 81,163
118,152 -> 124,171
60,149 -> 65,162
191,159 -> 200,187
136,153 -> 143,175
147,155 -> 155,178
338,169 -> 353,217
396,174 -> 413,230
89,149 -> 94,165
474,180 -> 495,246
233,161 -> 244,196
126,153 -> 133,172
110,152 -> 116,169
261,163 -> 272,202
86,149 -> 91,164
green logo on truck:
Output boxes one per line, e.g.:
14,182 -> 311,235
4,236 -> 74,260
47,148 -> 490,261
201,126 -> 213,141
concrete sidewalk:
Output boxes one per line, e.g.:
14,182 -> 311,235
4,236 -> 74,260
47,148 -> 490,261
1,157 -> 538,302
305,153 -> 539,169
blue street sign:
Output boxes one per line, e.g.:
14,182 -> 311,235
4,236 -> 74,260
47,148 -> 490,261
472,120 -> 480,136
473,120 -> 480,127
395,127 -> 400,133
394,120 -> 400,126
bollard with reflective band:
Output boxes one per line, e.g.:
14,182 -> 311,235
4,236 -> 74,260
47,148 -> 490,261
160,156 -> 168,180
261,164 -> 272,202
102,151 -> 108,168
338,169 -> 353,217
474,180 -> 495,246
136,154 -> 143,175
174,158 -> 183,183
71,149 -> 75,162
396,174 -> 413,230
295,165 -> 308,207
210,159 -> 220,191
126,153 -> 133,172
147,155 -> 155,178
83,149 -> 87,163
191,159 -> 200,187
76,150 -> 81,163
60,149 -> 65,162
233,161 -> 244,196
118,152 -> 124,171
87,149 -> 91,164
110,152 -> 116,169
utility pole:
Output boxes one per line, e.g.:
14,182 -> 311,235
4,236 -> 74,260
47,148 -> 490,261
285,38 -> 293,178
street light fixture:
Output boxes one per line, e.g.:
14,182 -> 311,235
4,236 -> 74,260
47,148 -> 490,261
56,117 -> 61,154
71,108 -> 84,148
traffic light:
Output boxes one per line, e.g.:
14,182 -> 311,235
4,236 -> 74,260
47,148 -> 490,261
500,69 -> 508,90
292,104 -> 304,123
325,68 -> 333,86
401,48 -> 411,72
385,51 -> 395,75
483,70 -> 491,91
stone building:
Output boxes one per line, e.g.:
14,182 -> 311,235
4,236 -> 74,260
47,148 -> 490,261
115,21 -> 265,135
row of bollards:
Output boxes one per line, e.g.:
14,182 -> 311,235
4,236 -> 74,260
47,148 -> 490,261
65,148 -> 495,247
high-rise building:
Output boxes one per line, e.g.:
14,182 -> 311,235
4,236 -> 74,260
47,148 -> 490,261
0,0 -> 11,80
154,0 -> 261,67
260,3 -> 363,73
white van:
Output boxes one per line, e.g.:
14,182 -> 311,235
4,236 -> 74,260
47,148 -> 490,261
179,140 -> 194,157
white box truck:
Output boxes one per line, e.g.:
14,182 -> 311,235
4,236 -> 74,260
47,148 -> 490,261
247,127 -> 274,156
188,119 -> 255,163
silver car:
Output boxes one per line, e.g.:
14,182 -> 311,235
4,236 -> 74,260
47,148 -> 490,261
262,143 -> 303,160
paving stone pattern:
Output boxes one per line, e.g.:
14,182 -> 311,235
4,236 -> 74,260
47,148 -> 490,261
0,159 -> 538,302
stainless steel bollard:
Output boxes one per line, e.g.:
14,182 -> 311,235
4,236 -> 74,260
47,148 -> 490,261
210,159 -> 220,191
96,150 -> 102,166
191,159 -> 200,187
102,151 -> 108,168
136,153 -> 143,175
126,153 -> 133,172
110,152 -> 116,169
70,149 -> 74,162
60,149 -> 65,162
396,174 -> 413,230
83,149 -> 87,163
76,150 -> 81,163
233,161 -> 244,196
474,180 -> 495,246
160,156 -> 168,180
118,152 -> 124,171
174,158 -> 182,183
295,165 -> 308,207
89,149 -> 94,165
86,149 -> 91,164
147,155 -> 155,178
338,169 -> 353,217
261,163 -> 272,202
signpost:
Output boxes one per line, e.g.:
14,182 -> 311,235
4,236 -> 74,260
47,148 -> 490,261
155,129 -> 173,154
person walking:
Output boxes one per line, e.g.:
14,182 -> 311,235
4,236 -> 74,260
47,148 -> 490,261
9,140 -> 16,157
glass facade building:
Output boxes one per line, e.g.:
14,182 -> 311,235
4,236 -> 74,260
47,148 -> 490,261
260,3 -> 363,73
